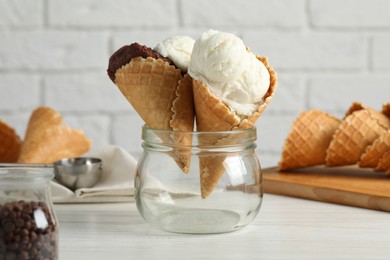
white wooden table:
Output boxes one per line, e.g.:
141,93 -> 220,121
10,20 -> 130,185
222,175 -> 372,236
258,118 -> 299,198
55,194 -> 390,260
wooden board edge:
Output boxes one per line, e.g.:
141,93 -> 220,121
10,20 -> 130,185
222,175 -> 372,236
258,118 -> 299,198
263,178 -> 390,213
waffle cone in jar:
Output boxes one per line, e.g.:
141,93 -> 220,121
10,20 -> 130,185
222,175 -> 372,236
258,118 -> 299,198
279,110 -> 340,171
325,103 -> 390,166
170,74 -> 195,172
114,57 -> 194,173
192,55 -> 278,198
18,106 -> 91,164
0,120 -> 22,162
359,131 -> 390,168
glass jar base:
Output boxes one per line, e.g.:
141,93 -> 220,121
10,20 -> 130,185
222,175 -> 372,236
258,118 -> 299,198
136,186 -> 262,234
151,209 -> 244,234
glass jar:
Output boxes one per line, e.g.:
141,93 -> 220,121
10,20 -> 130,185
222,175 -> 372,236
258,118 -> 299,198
135,126 -> 262,234
0,168 -> 58,259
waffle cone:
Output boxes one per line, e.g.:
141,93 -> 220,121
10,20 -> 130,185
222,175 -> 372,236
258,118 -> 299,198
345,102 -> 390,128
193,55 -> 278,198
375,150 -> 390,174
279,110 -> 340,171
18,107 -> 91,164
359,130 -> 390,168
344,102 -> 366,116
114,57 -> 194,172
0,120 -> 22,162
170,74 -> 195,172
382,102 -> 390,118
325,104 -> 390,166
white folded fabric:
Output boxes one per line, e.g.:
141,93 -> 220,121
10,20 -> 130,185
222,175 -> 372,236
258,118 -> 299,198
51,145 -> 137,203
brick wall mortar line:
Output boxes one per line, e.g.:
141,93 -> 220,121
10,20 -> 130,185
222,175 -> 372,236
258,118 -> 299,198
303,0 -> 312,34
43,0 -> 49,29
177,0 -> 183,27
39,75 -> 45,106
367,35 -> 374,72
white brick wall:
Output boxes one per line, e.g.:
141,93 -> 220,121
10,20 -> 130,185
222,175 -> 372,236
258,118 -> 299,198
244,32 -> 366,70
0,31 -> 108,70
373,35 -> 390,69
0,74 -> 41,111
181,0 -> 305,28
310,0 -> 390,28
44,73 -> 130,112
1,0 -> 389,167
48,0 -> 177,27
0,0 -> 43,28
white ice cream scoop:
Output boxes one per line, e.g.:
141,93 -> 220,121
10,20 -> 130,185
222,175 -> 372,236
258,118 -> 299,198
189,29 -> 249,82
188,29 -> 270,116
154,35 -> 195,72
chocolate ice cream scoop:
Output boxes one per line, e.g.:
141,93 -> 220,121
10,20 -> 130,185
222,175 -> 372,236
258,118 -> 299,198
107,42 -> 174,82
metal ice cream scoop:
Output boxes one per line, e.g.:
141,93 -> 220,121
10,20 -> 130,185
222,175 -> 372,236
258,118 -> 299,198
0,157 -> 103,191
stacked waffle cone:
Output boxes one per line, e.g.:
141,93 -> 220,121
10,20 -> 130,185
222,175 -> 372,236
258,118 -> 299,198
0,106 -> 91,164
18,106 -> 91,164
0,120 -> 22,162
359,131 -> 390,170
279,110 -> 340,170
18,107 -> 91,163
279,102 -> 390,174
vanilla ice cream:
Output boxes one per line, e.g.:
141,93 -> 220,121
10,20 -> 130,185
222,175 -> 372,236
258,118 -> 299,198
154,35 -> 195,72
188,30 -> 270,116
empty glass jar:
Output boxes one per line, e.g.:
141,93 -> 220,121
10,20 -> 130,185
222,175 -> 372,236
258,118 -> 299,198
0,168 -> 58,259
135,126 -> 263,234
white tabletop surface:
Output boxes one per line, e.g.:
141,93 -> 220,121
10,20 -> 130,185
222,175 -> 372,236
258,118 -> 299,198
55,194 -> 390,260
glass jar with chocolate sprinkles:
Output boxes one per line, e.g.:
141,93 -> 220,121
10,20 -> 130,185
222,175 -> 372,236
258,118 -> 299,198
0,167 -> 58,260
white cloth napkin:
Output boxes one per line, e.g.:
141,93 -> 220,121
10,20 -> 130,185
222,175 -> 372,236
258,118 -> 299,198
52,145 -> 137,203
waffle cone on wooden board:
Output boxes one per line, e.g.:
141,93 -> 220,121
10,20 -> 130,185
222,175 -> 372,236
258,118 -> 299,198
375,149 -> 390,174
0,120 -> 22,162
325,104 -> 390,166
114,57 -> 194,172
193,55 -> 278,198
359,131 -> 390,168
279,110 -> 340,171
382,102 -> 390,118
345,102 -> 390,128
18,107 -> 91,164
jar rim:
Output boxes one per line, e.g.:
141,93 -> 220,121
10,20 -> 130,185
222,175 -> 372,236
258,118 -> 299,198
142,125 -> 257,148
0,167 -> 54,181
142,125 -> 257,135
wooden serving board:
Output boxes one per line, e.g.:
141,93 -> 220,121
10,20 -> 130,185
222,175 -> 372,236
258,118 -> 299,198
263,166 -> 390,212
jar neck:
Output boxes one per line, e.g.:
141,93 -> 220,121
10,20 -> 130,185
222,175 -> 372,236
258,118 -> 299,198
0,168 -> 53,187
141,126 -> 257,151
